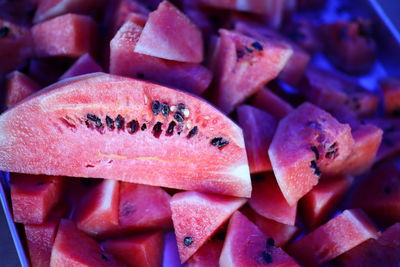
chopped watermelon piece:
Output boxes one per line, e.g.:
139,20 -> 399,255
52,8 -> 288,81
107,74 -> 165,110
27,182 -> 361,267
110,21 -> 212,95
250,87 -> 294,119
135,1 -> 203,63
288,209 -> 378,267
75,179 -> 119,236
11,173 -> 64,224
300,175 -> 352,229
5,71 -> 39,108
102,231 -> 164,267
237,105 -> 277,173
187,239 -> 224,267
211,29 -> 292,113
170,191 -> 246,263
59,53 -> 103,80
50,219 -> 120,266
268,102 -> 354,205
32,14 -> 98,58
381,77 -> 400,117
338,223 -> 400,266
249,173 -> 297,225
220,211 -> 299,267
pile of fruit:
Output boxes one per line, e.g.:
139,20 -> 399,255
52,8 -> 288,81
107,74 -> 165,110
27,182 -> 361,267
0,0 -> 399,266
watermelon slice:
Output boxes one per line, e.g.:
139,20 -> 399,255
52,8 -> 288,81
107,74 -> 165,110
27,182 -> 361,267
135,1 -> 203,63
170,191 -> 246,263
75,179 -> 119,236
5,71 -> 39,108
110,21 -> 212,95
381,77 -> 400,117
250,87 -> 294,119
102,231 -> 164,267
211,29 -> 292,113
50,219 -> 121,266
268,102 -> 354,205
11,173 -> 64,224
0,73 -> 251,198
249,173 -> 297,225
32,14 -> 98,58
288,209 -> 378,267
237,105 -> 277,173
59,53 -> 103,80
187,238 -> 224,267
338,223 -> 400,266
220,211 -> 299,267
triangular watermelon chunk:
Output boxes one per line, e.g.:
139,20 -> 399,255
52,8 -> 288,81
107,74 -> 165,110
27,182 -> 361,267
250,87 -> 294,119
220,211 -> 299,267
187,238 -> 224,267
170,191 -> 246,263
135,1 -> 203,63
5,71 -> 39,108
59,53 -> 103,80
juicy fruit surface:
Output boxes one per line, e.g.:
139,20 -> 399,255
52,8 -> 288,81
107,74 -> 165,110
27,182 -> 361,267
6,71 -> 39,108
59,53 -> 103,80
187,239 -> 223,267
0,73 -> 251,197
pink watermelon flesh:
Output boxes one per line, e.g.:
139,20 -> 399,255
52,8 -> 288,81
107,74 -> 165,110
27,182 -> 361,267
5,71 -> 39,108
110,20 -> 212,95
237,105 -> 277,173
211,29 -> 292,113
338,222 -> 400,267
187,238 -> 224,267
102,231 -> 164,267
32,13 -> 98,58
220,211 -> 299,267
249,173 -> 297,226
0,73 -> 251,198
50,219 -> 121,267
75,179 -> 119,236
59,53 -> 103,80
268,102 -> 354,205
288,209 -> 378,267
135,1 -> 203,63
300,174 -> 352,229
170,191 -> 246,263
381,77 -> 400,116
250,87 -> 294,119
11,173 -> 64,224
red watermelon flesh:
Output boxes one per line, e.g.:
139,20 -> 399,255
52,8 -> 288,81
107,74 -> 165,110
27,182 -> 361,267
110,21 -> 212,96
11,173 -> 64,224
381,77 -> 400,117
0,73 -> 251,198
288,209 -> 378,267
32,13 -> 98,58
59,53 -> 103,80
338,222 -> 400,267
250,87 -> 294,119
135,1 -> 203,63
75,179 -> 119,236
170,191 -> 246,263
50,219 -> 121,267
211,29 -> 292,113
187,238 -> 223,267
5,71 -> 39,108
24,205 -> 66,267
237,105 -> 277,173
102,231 -> 164,267
300,174 -> 352,230
249,173 -> 297,226
268,102 -> 354,205
220,211 -> 299,267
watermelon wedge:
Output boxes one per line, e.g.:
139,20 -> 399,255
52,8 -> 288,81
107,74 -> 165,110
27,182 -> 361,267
0,73 -> 251,198
170,191 -> 246,263
59,53 -> 103,80
187,239 -> 224,267
250,87 -> 294,119
5,71 -> 39,108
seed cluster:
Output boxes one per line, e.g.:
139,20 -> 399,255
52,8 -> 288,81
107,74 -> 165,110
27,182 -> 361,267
310,160 -> 321,177
236,41 -> 264,60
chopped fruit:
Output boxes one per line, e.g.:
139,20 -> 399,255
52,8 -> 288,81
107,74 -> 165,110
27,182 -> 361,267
250,87 -> 294,119
187,239 -> 224,267
59,53 -> 103,80
5,71 -> 39,107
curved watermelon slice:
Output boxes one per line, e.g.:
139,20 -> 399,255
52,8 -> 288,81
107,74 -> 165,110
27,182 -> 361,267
5,71 -> 39,108
59,53 -> 103,80
0,73 -> 251,197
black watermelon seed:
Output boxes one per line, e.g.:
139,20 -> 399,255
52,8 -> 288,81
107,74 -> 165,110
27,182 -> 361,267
311,146 -> 319,160
266,238 -> 275,247
236,49 -> 244,59
325,149 -> 338,159
211,137 -> 223,146
166,121 -> 176,135
106,116 -> 114,129
0,27 -> 9,38
261,251 -> 273,264
87,114 -> 102,128
177,103 -> 186,111
153,122 -> 162,137
183,236 -> 193,247
141,123 -> 147,131
245,46 -> 254,53
187,126 -> 198,138
161,103 -> 170,117
128,120 -> 138,133
174,112 -> 184,123
310,160 -> 321,177
252,41 -> 263,51
152,101 -> 161,115
115,115 -> 124,129
217,140 -> 229,148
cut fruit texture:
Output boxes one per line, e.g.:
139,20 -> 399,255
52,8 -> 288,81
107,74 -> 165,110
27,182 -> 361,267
211,29 -> 293,113
268,102 -> 354,205
250,87 -> 294,119
170,191 -> 246,263
5,71 -> 39,108
0,73 -> 251,198
135,1 -> 204,63
220,211 -> 299,267
110,20 -> 212,95
288,209 -> 378,267
187,239 -> 224,267
59,53 -> 103,80
237,105 -> 277,173
381,77 -> 400,116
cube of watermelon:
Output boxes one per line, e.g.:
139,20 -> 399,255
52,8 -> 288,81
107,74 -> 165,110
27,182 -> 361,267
187,239 -> 224,267
5,71 -> 39,108
250,87 -> 294,119
381,77 -> 400,117
59,53 -> 103,80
